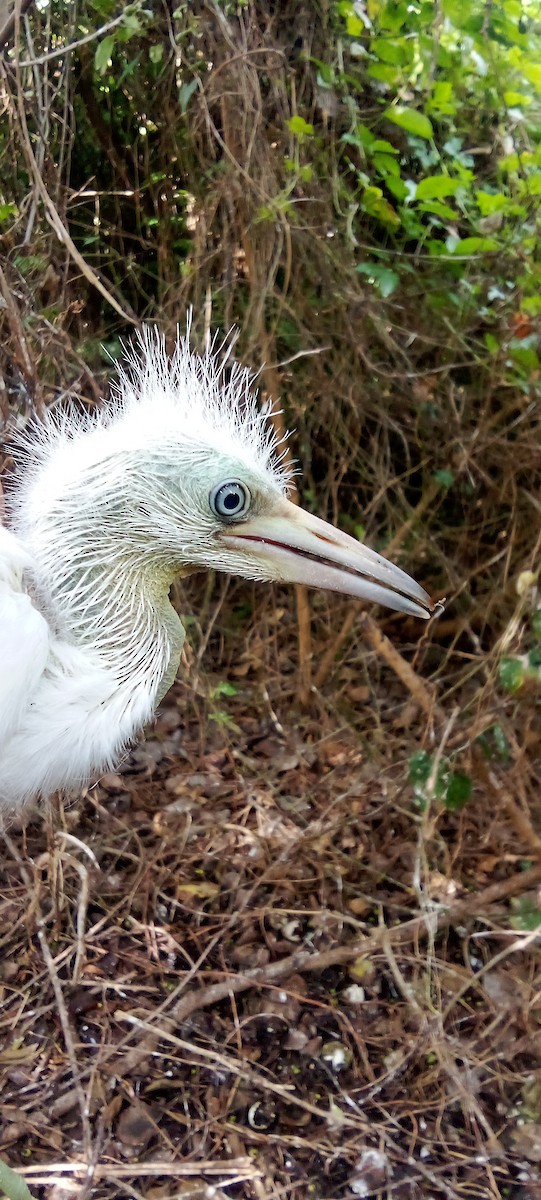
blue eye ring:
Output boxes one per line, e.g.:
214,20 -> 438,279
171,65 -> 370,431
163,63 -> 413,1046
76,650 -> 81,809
210,480 -> 251,522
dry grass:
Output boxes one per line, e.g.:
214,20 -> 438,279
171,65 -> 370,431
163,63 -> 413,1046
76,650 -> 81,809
1,3 -> 541,1197
1,657 -> 541,1199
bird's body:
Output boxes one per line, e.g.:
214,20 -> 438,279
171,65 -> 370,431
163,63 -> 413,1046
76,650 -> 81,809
0,329 -> 437,814
0,522 -> 166,806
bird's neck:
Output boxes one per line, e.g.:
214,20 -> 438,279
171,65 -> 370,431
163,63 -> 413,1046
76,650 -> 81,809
28,525 -> 186,706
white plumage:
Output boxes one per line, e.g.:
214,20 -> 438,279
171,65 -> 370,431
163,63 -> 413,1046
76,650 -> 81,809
0,328 -> 437,814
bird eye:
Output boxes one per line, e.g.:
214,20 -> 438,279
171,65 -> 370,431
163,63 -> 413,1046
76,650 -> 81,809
209,480 -> 251,522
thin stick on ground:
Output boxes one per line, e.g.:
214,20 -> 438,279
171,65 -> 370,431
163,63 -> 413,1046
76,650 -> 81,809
361,613 -> 443,720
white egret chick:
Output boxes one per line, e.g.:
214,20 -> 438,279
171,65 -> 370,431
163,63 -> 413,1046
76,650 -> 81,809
0,328 -> 437,814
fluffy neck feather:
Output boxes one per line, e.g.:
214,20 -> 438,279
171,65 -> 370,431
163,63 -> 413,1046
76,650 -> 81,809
21,466 -> 186,704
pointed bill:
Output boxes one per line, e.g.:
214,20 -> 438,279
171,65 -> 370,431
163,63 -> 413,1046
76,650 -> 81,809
218,498 -> 439,620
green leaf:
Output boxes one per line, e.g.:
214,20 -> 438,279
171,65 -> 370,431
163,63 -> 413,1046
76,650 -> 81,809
524,172 -> 541,196
315,61 -> 334,87
433,468 -> 454,488
510,896 -> 541,931
356,262 -> 399,297
384,106 -> 433,140
352,123 -> 375,148
361,187 -> 400,227
531,609 -> 541,640
0,1159 -> 33,1200
452,236 -> 500,254
346,12 -> 366,36
484,333 -> 500,354
372,38 -> 407,65
376,0 -> 409,33
94,34 -> 116,75
90,0 -> 118,13
509,345 -> 539,373
418,200 -> 459,220
523,62 -> 541,92
409,750 -> 432,789
444,772 -> 472,811
286,115 -> 314,140
341,124 -> 374,150
211,681 -> 238,699
504,90 -> 531,107
416,175 -> 460,201
370,140 -> 399,154
491,724 -> 510,762
178,78 -> 198,114
367,63 -> 399,84
0,202 -> 17,222
117,11 -> 141,39
476,723 -> 510,764
476,190 -> 508,215
427,80 -> 456,115
441,0 -> 483,34
385,175 -> 409,202
410,757 -> 473,811
499,657 -> 525,693
149,44 -> 164,64
372,153 -> 400,177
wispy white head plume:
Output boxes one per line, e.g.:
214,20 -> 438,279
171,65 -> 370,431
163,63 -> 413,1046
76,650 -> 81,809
13,324 -> 293,504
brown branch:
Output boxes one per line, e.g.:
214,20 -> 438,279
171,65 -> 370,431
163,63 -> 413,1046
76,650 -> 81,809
164,861 -> 541,1023
315,607 -> 442,718
361,612 -> 443,720
0,0 -> 34,51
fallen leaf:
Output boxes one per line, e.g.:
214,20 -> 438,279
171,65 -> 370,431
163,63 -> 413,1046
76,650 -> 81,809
117,1100 -> 158,1149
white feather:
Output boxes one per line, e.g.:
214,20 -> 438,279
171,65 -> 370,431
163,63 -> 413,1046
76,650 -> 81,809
0,527 -> 50,745
0,327 -> 289,814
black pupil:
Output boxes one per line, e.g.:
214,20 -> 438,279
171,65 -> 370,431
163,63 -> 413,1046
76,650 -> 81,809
223,488 -> 242,511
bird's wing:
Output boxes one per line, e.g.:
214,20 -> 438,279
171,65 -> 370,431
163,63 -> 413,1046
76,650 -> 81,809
0,526 -> 50,745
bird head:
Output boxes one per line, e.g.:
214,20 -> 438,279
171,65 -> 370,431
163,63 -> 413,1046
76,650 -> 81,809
107,328 -> 437,620
143,453 -> 435,620
17,327 -> 439,622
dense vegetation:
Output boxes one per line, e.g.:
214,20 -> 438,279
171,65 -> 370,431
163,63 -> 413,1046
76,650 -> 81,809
1,2 -> 541,1197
